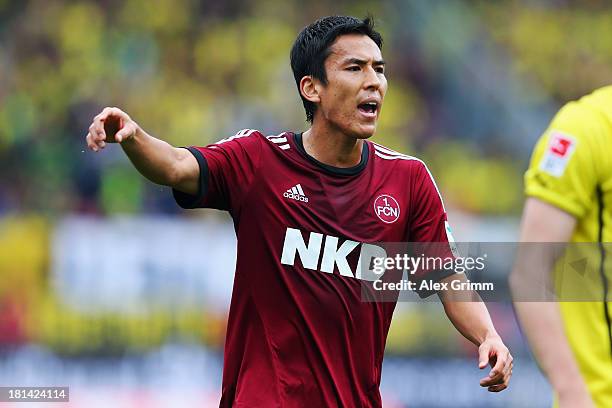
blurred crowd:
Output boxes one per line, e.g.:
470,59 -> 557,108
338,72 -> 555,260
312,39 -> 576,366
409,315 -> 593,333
2,0 -> 611,217
2,2 -> 611,405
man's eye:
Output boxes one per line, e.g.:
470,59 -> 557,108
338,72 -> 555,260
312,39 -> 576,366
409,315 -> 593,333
375,67 -> 385,74
347,66 -> 360,71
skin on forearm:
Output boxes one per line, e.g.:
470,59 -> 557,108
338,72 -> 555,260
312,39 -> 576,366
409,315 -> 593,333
439,273 -> 512,392
121,127 -> 199,194
513,301 -> 586,392
511,198 -> 590,396
510,243 -> 587,393
86,107 -> 200,194
438,274 -> 499,345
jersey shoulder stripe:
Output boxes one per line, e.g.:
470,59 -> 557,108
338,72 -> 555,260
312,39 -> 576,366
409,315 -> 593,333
373,143 -> 414,159
372,143 -> 446,211
265,132 -> 291,150
215,129 -> 259,145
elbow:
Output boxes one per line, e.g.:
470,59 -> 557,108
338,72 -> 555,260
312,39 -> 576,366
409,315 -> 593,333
146,160 -> 181,188
508,270 -> 521,298
165,161 -> 183,188
509,262 -> 532,296
509,265 -> 550,302
163,148 -> 190,187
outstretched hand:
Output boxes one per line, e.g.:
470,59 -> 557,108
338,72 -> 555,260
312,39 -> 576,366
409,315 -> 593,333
478,335 -> 513,392
86,107 -> 138,152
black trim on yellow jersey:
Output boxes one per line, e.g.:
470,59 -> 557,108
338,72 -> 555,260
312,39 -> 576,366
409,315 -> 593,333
596,185 -> 612,357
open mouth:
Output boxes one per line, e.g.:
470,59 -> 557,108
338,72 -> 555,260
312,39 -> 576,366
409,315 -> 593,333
358,102 -> 378,116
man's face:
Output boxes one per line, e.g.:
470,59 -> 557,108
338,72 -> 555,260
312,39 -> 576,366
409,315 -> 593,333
315,34 -> 387,139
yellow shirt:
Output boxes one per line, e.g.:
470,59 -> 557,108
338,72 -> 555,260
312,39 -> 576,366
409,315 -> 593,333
525,86 -> 612,407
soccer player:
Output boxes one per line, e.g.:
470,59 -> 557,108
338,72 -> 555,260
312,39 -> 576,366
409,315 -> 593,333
85,16 -> 512,407
512,86 -> 612,408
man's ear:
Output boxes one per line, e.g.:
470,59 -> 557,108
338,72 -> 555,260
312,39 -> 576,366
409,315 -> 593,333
299,76 -> 321,104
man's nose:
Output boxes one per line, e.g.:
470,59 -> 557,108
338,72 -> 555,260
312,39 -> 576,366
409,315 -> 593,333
364,66 -> 382,90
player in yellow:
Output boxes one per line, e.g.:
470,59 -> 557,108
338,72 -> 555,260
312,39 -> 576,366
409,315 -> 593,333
512,86 -> 612,407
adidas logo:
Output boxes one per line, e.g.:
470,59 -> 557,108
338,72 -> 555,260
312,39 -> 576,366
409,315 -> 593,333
283,183 -> 309,203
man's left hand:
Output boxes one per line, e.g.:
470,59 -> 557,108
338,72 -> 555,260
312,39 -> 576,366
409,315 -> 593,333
478,335 -> 513,392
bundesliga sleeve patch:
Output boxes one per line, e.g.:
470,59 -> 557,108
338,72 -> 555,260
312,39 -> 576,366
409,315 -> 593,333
538,131 -> 577,177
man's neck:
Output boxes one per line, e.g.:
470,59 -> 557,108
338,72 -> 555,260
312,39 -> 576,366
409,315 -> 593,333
302,122 -> 364,168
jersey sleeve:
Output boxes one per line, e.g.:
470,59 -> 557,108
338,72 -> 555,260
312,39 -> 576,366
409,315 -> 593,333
524,103 -> 600,219
172,129 -> 263,212
407,161 -> 459,298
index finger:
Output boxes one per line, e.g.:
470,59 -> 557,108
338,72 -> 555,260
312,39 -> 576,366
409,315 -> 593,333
489,350 -> 510,377
91,107 -> 118,140
480,354 -> 510,386
480,373 -> 503,387
94,106 -> 117,122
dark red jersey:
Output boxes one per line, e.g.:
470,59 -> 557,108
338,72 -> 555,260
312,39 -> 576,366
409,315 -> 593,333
173,130 -> 454,408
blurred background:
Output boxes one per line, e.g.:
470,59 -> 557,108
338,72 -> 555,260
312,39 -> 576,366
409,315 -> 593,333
1,0 -> 611,406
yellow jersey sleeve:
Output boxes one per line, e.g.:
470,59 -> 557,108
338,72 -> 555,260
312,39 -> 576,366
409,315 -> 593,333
525,102 -> 600,218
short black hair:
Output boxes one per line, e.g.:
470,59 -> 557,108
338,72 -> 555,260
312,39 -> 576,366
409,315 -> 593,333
290,16 -> 383,123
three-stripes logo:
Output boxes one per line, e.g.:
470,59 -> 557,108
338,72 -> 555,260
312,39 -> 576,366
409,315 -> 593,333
284,184 -> 309,203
